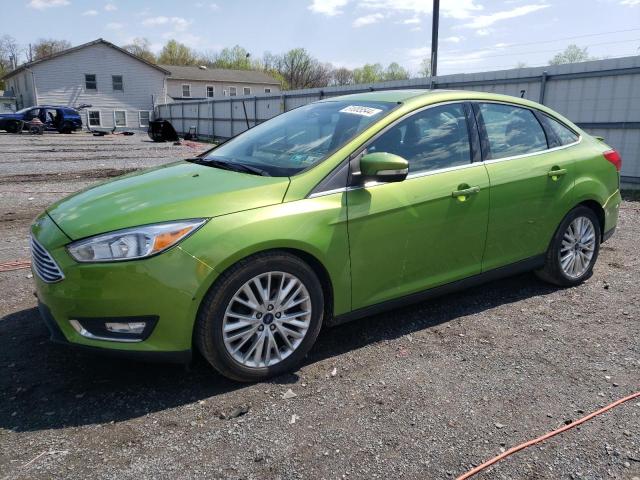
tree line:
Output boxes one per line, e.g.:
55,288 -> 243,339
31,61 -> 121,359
0,35 -> 603,91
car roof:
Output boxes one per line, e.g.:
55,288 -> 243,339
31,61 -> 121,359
322,89 -> 574,125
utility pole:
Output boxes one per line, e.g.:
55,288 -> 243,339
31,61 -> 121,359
429,0 -> 440,87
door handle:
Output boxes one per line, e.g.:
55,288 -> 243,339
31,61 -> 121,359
452,186 -> 480,200
548,168 -> 567,179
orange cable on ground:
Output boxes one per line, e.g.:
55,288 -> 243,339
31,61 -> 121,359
0,259 -> 31,272
456,391 -> 640,480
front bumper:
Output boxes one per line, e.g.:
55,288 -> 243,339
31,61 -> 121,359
32,214 -> 216,361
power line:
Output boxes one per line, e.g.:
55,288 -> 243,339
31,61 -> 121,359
441,38 -> 640,61
437,27 -> 640,58
443,52 -> 640,74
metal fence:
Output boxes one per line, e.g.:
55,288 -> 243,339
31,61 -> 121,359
155,55 -> 640,185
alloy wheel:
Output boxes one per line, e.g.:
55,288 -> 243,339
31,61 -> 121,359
222,271 -> 312,368
559,216 -> 596,278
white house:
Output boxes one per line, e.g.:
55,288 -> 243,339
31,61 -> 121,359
2,38 -> 168,129
160,65 -> 281,100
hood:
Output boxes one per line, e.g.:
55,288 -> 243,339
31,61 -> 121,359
47,161 -> 290,240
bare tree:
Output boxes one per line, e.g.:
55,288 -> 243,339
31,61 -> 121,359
32,38 -> 71,60
417,58 -> 431,78
274,49 -> 332,89
332,67 -> 354,86
122,38 -> 156,63
0,35 -> 21,89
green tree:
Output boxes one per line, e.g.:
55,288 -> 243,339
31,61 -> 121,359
384,62 -> 409,81
212,45 -> 252,70
352,63 -> 384,84
122,37 -> 156,64
158,39 -> 196,65
549,44 -> 595,65
32,38 -> 71,60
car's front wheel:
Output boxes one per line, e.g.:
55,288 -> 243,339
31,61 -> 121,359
536,206 -> 601,287
196,252 -> 324,382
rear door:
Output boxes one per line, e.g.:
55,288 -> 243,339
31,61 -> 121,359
475,102 -> 579,271
347,102 -> 490,309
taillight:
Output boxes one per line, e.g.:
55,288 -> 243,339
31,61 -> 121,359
603,150 -> 622,171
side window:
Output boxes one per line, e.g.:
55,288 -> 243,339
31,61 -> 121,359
85,74 -> 97,90
538,114 -> 578,147
478,103 -> 547,160
112,75 -> 123,91
368,103 -> 471,174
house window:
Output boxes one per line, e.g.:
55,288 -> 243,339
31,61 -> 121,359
182,84 -> 191,97
112,75 -> 123,91
87,110 -> 101,127
264,87 -> 271,94
206,86 -> 214,97
228,86 -> 237,96
139,111 -> 151,127
243,87 -> 251,95
114,110 -> 127,127
85,74 -> 97,90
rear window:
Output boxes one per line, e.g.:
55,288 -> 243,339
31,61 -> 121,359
479,103 -> 547,160
539,114 -> 578,147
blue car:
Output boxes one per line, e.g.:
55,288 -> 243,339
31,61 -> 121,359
0,105 -> 82,133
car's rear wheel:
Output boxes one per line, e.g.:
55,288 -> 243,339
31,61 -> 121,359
536,206 -> 600,287
196,252 -> 324,382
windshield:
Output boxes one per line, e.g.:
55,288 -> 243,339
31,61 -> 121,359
15,107 -> 33,114
203,100 -> 396,176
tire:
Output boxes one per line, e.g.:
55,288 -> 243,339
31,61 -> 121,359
535,206 -> 601,287
196,251 -> 324,382
5,121 -> 19,133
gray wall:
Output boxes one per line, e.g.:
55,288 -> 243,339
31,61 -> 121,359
156,55 -> 640,183
7,42 -> 167,129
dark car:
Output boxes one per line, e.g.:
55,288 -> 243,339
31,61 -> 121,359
0,105 -> 82,133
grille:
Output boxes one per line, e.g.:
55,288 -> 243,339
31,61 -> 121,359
30,237 -> 64,283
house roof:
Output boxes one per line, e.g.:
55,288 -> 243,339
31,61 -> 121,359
1,38 -> 170,80
159,65 -> 280,85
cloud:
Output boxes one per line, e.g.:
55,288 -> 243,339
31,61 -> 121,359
209,2 -> 219,9
621,0 -> 640,5
358,0 -> 482,19
308,0 -> 349,16
462,4 -> 549,29
104,2 -> 117,11
82,9 -> 98,16
106,22 -> 124,30
142,16 -> 192,31
28,0 -> 69,9
353,12 -> 384,27
475,28 -> 492,36
402,17 -> 420,24
443,35 -> 463,43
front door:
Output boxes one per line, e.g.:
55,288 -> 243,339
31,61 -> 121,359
475,102 -> 579,271
347,102 -> 490,310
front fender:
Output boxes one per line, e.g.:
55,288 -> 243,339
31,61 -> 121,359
179,194 -> 352,316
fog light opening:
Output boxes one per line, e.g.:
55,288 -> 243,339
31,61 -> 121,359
105,322 -> 147,334
68,316 -> 158,343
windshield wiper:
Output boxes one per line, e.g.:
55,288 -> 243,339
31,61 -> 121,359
185,157 -> 270,176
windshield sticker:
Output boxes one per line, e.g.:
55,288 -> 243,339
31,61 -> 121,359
339,105 -> 383,117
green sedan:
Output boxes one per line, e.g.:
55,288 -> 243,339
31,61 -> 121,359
31,90 -> 622,381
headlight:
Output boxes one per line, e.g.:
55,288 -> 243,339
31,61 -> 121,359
67,219 -> 206,262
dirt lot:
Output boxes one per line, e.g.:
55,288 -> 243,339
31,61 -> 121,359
0,131 -> 638,480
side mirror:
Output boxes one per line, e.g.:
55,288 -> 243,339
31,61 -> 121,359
359,152 -> 409,183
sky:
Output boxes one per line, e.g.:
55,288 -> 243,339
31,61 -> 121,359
7,0 -> 640,75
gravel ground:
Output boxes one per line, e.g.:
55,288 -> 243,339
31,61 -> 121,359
0,132 -> 638,480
